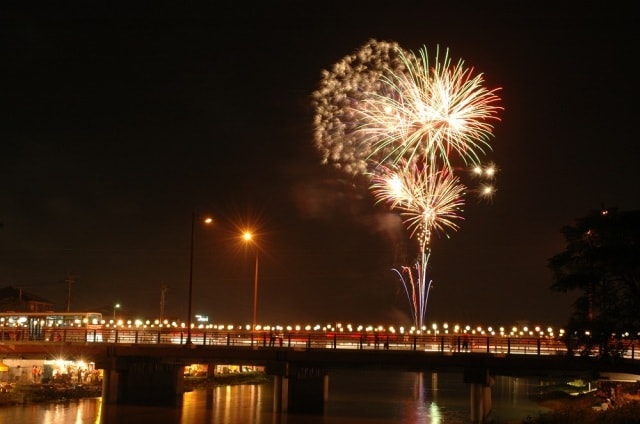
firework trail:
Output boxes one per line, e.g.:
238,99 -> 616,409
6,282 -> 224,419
392,255 -> 433,329
371,161 -> 465,329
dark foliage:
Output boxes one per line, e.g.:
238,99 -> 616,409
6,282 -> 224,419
548,207 -> 640,356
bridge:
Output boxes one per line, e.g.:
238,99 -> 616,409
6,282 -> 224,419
2,326 -> 639,423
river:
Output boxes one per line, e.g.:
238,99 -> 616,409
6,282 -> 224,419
0,370 -> 554,423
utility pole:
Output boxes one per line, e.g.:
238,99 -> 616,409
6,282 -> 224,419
65,273 -> 79,312
160,284 -> 167,320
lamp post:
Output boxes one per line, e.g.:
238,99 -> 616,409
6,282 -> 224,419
113,303 -> 120,322
186,212 -> 213,345
252,247 -> 259,334
242,232 -> 259,342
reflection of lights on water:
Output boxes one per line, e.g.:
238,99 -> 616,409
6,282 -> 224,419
95,399 -> 103,424
431,372 -> 439,402
428,401 -> 443,422
39,396 -> 102,424
409,372 -> 445,423
181,381 -> 267,423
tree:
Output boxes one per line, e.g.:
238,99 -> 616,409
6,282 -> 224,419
548,207 -> 640,357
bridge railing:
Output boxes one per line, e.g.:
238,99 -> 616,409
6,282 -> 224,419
2,326 -> 637,360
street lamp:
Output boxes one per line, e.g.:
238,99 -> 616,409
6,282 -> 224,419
113,303 -> 120,322
187,212 -> 213,345
242,232 -> 259,340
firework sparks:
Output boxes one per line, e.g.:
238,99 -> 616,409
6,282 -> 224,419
358,45 -> 502,171
472,162 -> 497,180
370,161 -> 466,253
311,39 -> 412,175
471,162 -> 498,202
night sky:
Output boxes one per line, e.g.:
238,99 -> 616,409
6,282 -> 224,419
2,3 -> 638,328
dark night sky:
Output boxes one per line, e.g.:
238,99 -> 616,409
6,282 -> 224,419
1,2 -> 638,328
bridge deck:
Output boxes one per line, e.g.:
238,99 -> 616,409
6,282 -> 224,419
1,327 -> 638,377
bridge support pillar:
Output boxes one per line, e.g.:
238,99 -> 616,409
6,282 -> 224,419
206,362 -> 217,377
99,357 -> 185,405
272,375 -> 287,412
268,362 -> 328,414
464,368 -> 493,423
469,383 -> 492,423
287,364 -> 328,414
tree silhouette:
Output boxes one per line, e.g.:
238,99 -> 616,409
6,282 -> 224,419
548,207 -> 640,357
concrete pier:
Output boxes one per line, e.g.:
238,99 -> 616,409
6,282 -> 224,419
269,362 -> 328,413
100,357 -> 184,405
464,368 -> 494,423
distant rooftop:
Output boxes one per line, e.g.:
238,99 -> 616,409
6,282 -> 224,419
0,286 -> 54,312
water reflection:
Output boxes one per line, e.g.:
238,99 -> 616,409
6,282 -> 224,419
0,371 -> 551,424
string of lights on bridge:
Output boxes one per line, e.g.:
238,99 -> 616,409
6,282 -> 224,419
98,319 -> 567,339
2,312 -> 637,341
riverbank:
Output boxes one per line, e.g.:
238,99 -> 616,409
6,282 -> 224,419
0,382 -> 102,406
529,381 -> 640,424
532,397 -> 640,424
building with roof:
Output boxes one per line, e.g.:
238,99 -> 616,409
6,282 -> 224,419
0,286 -> 54,312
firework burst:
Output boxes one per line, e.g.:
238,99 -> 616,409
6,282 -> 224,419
357,45 -> 502,171
311,39 -> 412,175
370,161 -> 466,254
